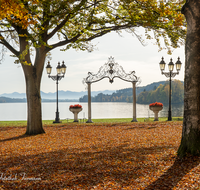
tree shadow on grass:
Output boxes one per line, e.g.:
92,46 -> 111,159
1,144 -> 178,189
125,124 -> 159,130
0,134 -> 33,142
145,155 -> 200,190
0,126 -> 25,132
0,125 -> 76,142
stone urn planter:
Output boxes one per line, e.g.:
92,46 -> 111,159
69,104 -> 82,122
149,102 -> 163,121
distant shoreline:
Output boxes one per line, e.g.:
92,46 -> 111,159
0,97 -> 79,103
0,99 -> 183,106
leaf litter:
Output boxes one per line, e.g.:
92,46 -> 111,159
0,121 -> 200,189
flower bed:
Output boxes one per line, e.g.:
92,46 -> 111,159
149,102 -> 163,121
69,104 -> 82,122
69,104 -> 82,108
149,102 -> 163,107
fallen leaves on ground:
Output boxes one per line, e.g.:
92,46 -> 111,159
0,121 -> 200,189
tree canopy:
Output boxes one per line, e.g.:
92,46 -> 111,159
0,0 -> 185,63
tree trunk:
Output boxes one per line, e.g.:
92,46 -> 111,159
178,0 -> 200,157
21,51 -> 46,135
25,69 -> 45,135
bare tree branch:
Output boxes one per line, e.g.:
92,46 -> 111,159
46,0 -> 88,41
45,13 -> 71,41
0,30 -> 15,32
0,35 -> 19,56
47,33 -> 82,51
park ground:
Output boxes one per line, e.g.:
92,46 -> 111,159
1,119 -> 200,189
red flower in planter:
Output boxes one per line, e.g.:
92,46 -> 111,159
149,102 -> 163,107
70,104 -> 82,108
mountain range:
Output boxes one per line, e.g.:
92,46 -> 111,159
0,80 -> 184,102
0,90 -> 115,100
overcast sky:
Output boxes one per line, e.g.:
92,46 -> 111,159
0,30 -> 185,94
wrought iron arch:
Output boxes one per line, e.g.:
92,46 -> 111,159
84,56 -> 138,84
83,56 -> 139,123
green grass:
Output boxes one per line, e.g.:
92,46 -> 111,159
0,121 -> 27,127
0,117 -> 183,127
91,117 -> 183,123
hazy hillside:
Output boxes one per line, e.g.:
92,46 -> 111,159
0,97 -> 78,103
0,90 -> 115,100
79,81 -> 173,102
0,97 -> 26,103
137,80 -> 184,104
136,81 -> 167,96
0,81 -> 184,103
79,80 -> 184,103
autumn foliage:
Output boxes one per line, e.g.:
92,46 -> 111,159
149,102 -> 163,107
1,121 -> 200,189
0,0 -> 38,28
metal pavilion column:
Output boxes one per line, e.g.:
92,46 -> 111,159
86,82 -> 93,123
132,82 -> 137,122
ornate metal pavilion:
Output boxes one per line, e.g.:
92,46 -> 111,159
83,56 -> 139,123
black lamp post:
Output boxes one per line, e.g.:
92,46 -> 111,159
159,57 -> 182,121
46,61 -> 67,123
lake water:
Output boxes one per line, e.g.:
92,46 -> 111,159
0,102 -> 184,121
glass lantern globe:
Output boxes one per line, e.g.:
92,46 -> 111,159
175,57 -> 182,71
46,61 -> 52,75
168,58 -> 174,72
61,61 -> 67,74
159,57 -> 166,71
56,62 -> 62,74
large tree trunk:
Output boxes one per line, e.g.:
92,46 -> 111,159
25,68 -> 45,135
178,1 -> 200,157
21,50 -> 46,135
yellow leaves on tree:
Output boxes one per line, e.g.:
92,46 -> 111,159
0,0 -> 38,28
120,0 -> 186,53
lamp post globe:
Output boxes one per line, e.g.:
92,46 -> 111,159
168,58 -> 174,72
46,61 -> 52,75
61,61 -> 67,74
56,62 -> 62,75
159,57 -> 166,71
175,57 -> 182,71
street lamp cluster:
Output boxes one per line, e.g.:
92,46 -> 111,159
46,61 -> 67,123
46,61 -> 67,76
159,57 -> 182,121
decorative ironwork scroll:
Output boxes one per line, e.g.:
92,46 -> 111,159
83,56 -> 138,84
161,71 -> 179,78
83,56 -> 139,123
48,75 -> 64,81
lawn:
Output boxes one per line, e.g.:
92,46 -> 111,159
1,120 -> 200,189
0,117 -> 183,127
